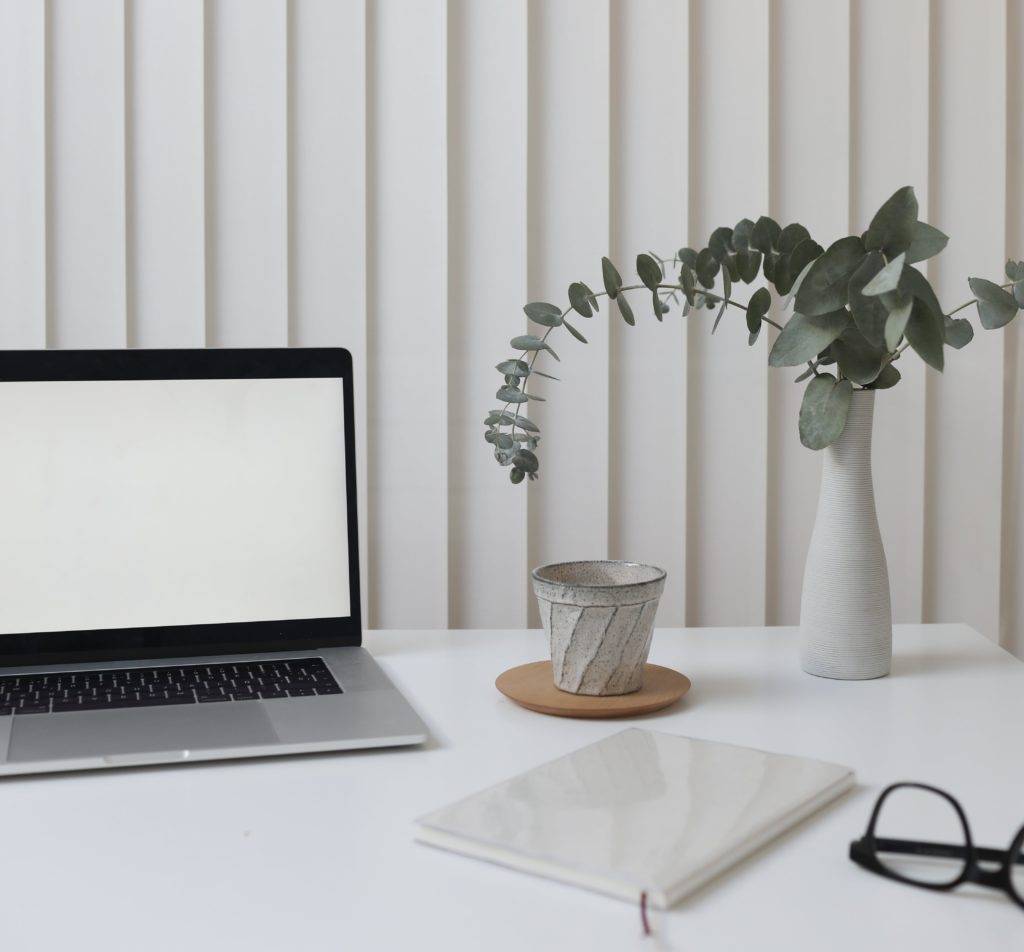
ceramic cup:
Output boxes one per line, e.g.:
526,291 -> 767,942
531,561 -> 666,696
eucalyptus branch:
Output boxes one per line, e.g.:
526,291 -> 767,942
486,186 -> 1024,477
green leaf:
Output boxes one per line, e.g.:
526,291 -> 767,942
884,294 -> 913,352
617,294 -> 636,326
778,239 -> 823,301
562,318 -> 588,343
652,290 -> 667,321
906,221 -> 949,264
695,248 -> 719,288
768,309 -> 851,367
532,369 -> 560,381
484,429 -> 497,444
494,433 -> 514,450
496,385 -> 530,403
712,298 -> 728,333
708,227 -> 734,262
484,410 -> 517,426
637,253 -> 662,291
739,250 -> 762,284
1014,281 -> 1024,308
523,302 -> 564,327
869,364 -> 901,390
793,366 -> 815,383
794,236 -> 866,315
864,186 -> 918,257
679,264 -> 696,303
831,325 -> 886,385
510,467 -> 525,485
943,315 -> 974,349
799,373 -> 853,450
762,251 -> 777,283
846,251 -> 889,349
723,253 -> 740,283
861,252 -> 905,296
568,281 -> 597,317
496,359 -> 530,377
511,414 -> 539,432
732,218 -> 755,251
904,298 -> 944,371
751,216 -> 781,254
511,334 -> 560,361
512,448 -> 538,473
1006,259 -> 1024,281
968,277 -> 1019,330
778,223 -> 811,254
746,287 -> 770,344
677,247 -> 698,269
602,256 -> 623,299
898,264 -> 943,323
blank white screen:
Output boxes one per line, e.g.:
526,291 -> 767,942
0,377 -> 351,635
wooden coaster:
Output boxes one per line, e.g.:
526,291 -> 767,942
495,661 -> 691,719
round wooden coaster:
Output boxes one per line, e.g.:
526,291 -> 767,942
495,661 -> 691,719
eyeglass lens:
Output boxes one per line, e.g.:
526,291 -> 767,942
874,786 -> 967,886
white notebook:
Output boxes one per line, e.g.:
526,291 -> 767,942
415,728 -> 854,908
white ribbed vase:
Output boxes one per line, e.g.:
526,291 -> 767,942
800,389 -> 892,680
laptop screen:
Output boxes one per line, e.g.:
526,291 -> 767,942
0,365 -> 355,659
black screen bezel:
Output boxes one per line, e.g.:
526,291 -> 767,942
0,348 -> 362,666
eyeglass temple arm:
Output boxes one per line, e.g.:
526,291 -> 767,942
872,836 -> 1024,865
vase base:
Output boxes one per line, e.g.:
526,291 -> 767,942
800,650 -> 890,681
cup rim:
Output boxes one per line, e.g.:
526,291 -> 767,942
531,560 -> 666,589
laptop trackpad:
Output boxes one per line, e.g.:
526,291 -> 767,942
7,704 -> 278,764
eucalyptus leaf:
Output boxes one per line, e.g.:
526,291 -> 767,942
794,236 -> 866,315
712,298 -> 728,333
778,223 -> 811,254
617,294 -> 636,326
869,364 -> 901,389
484,429 -> 497,443
602,256 -> 623,299
523,301 -> 563,327
762,251 -> 777,283
496,359 -> 530,377
696,248 -> 720,288
563,318 -> 589,343
943,315 -> 974,349
904,297 -> 945,371
510,334 -> 560,361
652,290 -> 667,321
724,253 -> 741,283
511,414 -> 539,432
896,264 -> 943,325
746,287 -> 771,344
1006,259 -> 1024,281
679,264 -> 696,303
568,281 -> 597,317
1015,281 -> 1024,308
884,295 -> 913,352
751,216 -> 781,254
847,251 -> 889,349
708,226 -> 734,262
740,250 -> 762,283
637,253 -> 662,291
485,410 -> 517,426
799,373 -> 853,450
732,218 -> 755,252
864,185 -> 918,257
496,385 -> 530,403
906,221 -> 949,264
512,448 -> 538,473
677,247 -> 698,269
768,309 -> 851,367
495,434 -> 514,450
793,366 -> 815,383
861,252 -> 905,297
831,324 -> 886,385
531,369 -> 560,381
510,468 -> 525,484
780,239 -> 824,302
968,277 -> 1019,329
781,258 -> 815,312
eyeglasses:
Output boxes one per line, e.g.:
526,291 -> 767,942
849,782 -> 1024,909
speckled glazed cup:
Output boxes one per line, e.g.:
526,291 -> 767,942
531,561 -> 666,696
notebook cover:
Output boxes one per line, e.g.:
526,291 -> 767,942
415,728 -> 854,908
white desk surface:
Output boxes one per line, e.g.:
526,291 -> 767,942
2,624 -> 1022,950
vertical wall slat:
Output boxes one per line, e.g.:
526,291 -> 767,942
765,0 -> 850,625
686,0 -> 770,626
926,0 -> 1007,640
290,0 -> 369,621
206,0 -> 288,346
128,0 -> 205,348
608,0 -> 688,625
527,0 -> 611,626
852,0 -> 930,625
447,0 -> 528,628
367,0 -> 449,628
1001,0 -> 1024,656
49,0 -> 127,348
0,0 -> 45,348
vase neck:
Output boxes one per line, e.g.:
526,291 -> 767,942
826,389 -> 875,469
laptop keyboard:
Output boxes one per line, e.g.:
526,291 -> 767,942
0,658 -> 342,716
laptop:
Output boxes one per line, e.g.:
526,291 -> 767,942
0,348 -> 428,776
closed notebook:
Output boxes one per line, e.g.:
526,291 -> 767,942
415,728 -> 853,908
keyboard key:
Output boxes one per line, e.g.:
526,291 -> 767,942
15,704 -> 49,715
259,689 -> 288,700
198,694 -> 230,703
315,683 -> 343,695
287,686 -> 316,697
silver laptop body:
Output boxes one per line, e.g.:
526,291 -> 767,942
0,348 -> 427,776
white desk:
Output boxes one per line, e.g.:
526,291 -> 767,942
2,624 -> 1022,950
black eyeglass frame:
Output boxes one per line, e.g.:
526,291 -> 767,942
849,781 -> 1024,909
